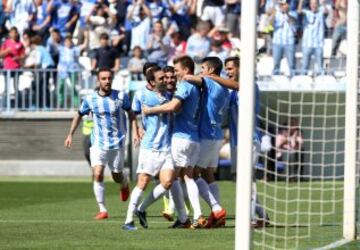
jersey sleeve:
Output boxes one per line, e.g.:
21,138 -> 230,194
131,90 -> 142,114
174,82 -> 190,101
78,96 -> 91,116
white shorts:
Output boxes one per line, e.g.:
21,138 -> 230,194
90,147 -> 124,173
201,6 -> 225,27
197,139 -> 223,168
137,149 -> 174,176
171,137 -> 200,168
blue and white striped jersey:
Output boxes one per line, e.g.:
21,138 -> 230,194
302,7 -> 325,48
78,90 -> 130,150
199,77 -> 230,140
132,87 -> 172,151
273,11 -> 298,45
229,84 -> 261,147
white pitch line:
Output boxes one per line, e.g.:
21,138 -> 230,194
312,239 -> 352,250
0,219 -> 170,225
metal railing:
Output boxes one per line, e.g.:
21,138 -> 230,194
0,69 -> 95,113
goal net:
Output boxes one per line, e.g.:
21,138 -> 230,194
237,1 -> 360,249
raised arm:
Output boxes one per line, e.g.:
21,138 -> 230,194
207,75 -> 239,90
182,74 -> 203,87
143,98 -> 182,115
297,0 -> 304,14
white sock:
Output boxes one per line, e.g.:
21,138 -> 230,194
185,178 -> 202,220
93,181 -> 107,212
170,180 -> 188,223
125,186 -> 143,224
251,182 -> 257,221
196,177 -> 222,212
138,184 -> 167,212
209,182 -> 220,203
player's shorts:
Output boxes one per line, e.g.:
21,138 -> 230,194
90,147 -> 124,173
171,137 -> 200,168
196,139 -> 223,168
137,149 -> 174,176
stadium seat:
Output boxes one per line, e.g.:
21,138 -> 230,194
290,75 -> 313,90
18,72 -> 33,91
314,75 -> 338,91
0,75 -> 5,94
339,40 -> 347,56
323,38 -> 333,59
112,70 -> 130,91
271,75 -> 290,90
257,56 -> 273,76
280,58 -> 290,76
79,56 -> 92,71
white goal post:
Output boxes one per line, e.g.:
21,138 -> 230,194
343,0 -> 359,241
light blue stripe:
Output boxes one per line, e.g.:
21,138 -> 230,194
103,97 -> 114,149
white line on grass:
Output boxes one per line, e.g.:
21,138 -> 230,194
312,239 -> 352,250
0,219 -> 170,225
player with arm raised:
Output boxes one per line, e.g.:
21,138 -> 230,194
207,56 -> 270,228
122,66 -> 182,230
182,57 -> 229,228
64,68 -> 137,220
143,56 -> 206,229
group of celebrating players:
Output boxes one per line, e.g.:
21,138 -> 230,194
64,54 -> 268,231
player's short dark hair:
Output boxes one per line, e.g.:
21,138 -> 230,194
163,66 -> 175,74
143,62 -> 158,76
97,67 -> 113,79
225,56 -> 240,68
146,65 -> 162,83
202,57 -> 223,76
173,56 -> 194,74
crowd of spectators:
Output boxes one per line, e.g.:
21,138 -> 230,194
0,0 -> 349,103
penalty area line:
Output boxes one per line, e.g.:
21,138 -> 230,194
312,239 -> 352,250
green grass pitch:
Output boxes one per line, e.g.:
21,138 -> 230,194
0,177 -> 358,249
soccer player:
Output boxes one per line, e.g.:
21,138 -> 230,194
143,56 -> 206,228
64,68 -> 134,220
183,57 -> 229,228
122,66 -> 181,230
206,56 -> 270,228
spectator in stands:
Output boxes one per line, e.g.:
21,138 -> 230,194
46,28 -> 62,66
146,0 -> 169,23
201,0 -> 225,37
167,0 -> 194,39
0,27 -> 25,70
57,32 -> 88,107
185,20 -> 211,62
127,0 -> 152,50
298,0 -> 328,75
78,0 -> 98,45
225,0 -> 241,38
29,35 -> 55,109
166,31 -> 186,64
268,0 -> 298,76
275,117 -> 304,182
147,20 -> 169,67
48,0 -> 80,38
30,0 -> 51,44
208,39 -> 229,63
5,0 -> 33,36
87,2 -> 116,57
91,33 -> 120,73
128,46 -> 146,80
331,0 -> 347,56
